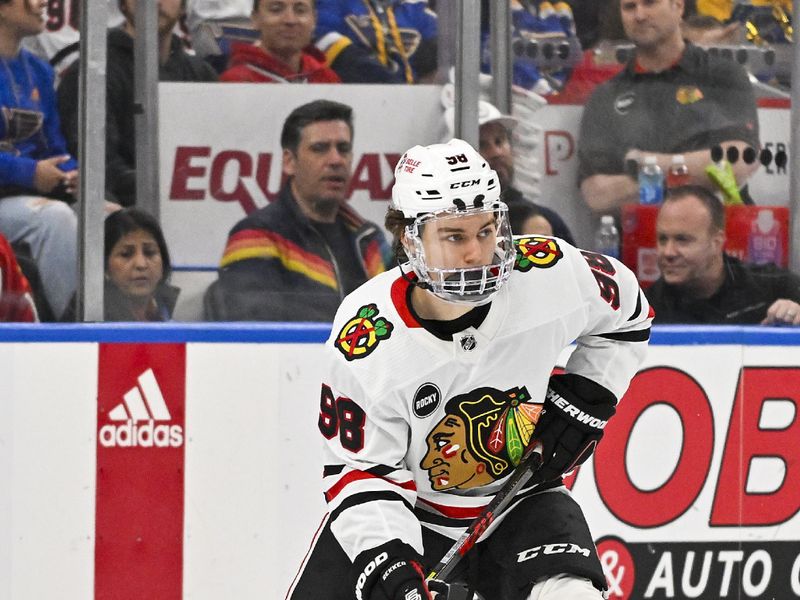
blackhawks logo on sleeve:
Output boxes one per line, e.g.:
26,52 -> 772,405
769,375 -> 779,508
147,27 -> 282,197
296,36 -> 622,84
420,386 -> 543,491
514,236 -> 563,272
334,304 -> 393,361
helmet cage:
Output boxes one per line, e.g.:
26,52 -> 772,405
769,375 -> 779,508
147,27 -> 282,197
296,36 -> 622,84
403,204 -> 516,305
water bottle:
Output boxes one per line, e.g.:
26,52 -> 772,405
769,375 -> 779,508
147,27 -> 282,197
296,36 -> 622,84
638,155 -> 664,205
748,208 -> 782,265
666,154 -> 690,189
594,215 -> 620,259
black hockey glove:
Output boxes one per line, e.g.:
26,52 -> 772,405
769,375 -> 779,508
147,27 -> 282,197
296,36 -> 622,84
428,580 -> 483,599
533,374 -> 617,483
352,540 -> 432,600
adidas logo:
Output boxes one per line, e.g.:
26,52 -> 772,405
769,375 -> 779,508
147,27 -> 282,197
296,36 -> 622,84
99,368 -> 184,448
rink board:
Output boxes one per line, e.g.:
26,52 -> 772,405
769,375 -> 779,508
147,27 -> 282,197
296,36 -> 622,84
0,325 -> 799,599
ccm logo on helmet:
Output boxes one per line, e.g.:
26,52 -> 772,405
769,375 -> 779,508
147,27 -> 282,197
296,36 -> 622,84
355,552 -> 388,600
450,179 -> 481,189
546,388 -> 608,430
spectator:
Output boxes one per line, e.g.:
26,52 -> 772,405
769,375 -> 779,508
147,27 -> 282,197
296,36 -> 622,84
577,0 -> 760,214
58,0 -> 218,208
0,0 -> 79,320
481,0 -> 580,95
509,201 -> 557,237
103,207 -> 179,321
314,0 -> 437,83
554,0 -> 626,105
446,98 -> 577,244
0,233 -> 37,321
22,0 -> 125,85
207,99 -> 390,321
220,0 -> 340,83
646,185 -> 800,325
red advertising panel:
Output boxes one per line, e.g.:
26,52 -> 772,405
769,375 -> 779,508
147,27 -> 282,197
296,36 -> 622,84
621,205 -> 790,288
589,364 -> 800,599
95,344 -> 186,600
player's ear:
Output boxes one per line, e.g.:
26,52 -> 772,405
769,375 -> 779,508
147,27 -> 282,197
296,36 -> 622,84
400,230 -> 413,255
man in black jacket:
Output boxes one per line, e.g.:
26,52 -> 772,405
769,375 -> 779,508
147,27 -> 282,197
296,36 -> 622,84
58,0 -> 218,207
646,185 -> 800,325
206,100 -> 391,322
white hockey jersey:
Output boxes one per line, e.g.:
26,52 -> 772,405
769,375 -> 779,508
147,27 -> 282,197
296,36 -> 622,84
319,236 -> 652,562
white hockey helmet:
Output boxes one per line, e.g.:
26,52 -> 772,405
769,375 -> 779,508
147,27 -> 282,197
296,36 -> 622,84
391,138 -> 515,305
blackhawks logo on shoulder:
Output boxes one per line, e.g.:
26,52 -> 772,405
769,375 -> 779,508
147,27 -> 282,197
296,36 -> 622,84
335,304 -> 393,361
514,236 -> 563,272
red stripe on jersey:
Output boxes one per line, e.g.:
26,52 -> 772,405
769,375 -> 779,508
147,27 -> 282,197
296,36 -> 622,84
648,305 -> 655,319
390,274 -> 421,328
325,469 -> 417,503
417,496 -> 489,520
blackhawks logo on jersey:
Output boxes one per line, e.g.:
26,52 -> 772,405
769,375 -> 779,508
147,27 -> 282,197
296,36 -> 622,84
334,304 -> 393,361
420,386 -> 543,491
514,236 -> 563,272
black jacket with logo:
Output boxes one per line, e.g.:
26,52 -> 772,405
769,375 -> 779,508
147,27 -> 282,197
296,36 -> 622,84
577,42 -> 760,184
645,255 -> 800,324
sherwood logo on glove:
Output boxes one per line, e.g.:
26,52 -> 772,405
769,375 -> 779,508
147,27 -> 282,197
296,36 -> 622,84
355,551 -> 388,600
99,368 -> 184,448
546,388 -> 608,430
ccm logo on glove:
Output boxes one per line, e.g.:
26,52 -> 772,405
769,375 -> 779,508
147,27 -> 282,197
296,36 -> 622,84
545,388 -> 609,430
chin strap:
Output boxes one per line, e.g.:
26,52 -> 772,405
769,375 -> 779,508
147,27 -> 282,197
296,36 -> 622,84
397,257 -> 431,291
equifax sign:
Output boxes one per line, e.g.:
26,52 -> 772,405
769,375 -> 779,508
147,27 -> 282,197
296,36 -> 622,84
167,146 -> 400,215
579,365 -> 800,599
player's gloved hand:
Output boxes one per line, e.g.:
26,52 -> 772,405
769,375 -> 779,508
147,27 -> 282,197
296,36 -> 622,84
352,540 -> 432,600
533,374 -> 617,483
428,579 -> 483,599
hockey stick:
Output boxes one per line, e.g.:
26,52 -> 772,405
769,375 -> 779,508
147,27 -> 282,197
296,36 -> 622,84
426,440 -> 544,583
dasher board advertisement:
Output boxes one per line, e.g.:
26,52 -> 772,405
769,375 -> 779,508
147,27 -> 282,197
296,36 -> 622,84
0,329 -> 798,599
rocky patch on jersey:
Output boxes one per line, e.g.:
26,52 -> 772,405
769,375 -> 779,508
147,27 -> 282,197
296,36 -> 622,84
420,386 -> 543,491
413,383 -> 441,418
334,304 -> 393,361
514,236 -> 563,272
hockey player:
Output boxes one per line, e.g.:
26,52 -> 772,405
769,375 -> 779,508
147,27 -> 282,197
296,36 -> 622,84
287,138 -> 652,599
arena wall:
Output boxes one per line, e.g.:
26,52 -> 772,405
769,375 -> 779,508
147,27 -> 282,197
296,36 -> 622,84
1,325 -> 799,599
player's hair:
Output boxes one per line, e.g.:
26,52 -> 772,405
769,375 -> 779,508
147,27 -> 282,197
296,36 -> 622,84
280,100 -> 353,154
384,207 -> 413,264
664,184 -> 726,232
104,208 -> 172,282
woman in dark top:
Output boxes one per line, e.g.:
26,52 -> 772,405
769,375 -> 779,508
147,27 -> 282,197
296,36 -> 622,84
104,208 -> 179,321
